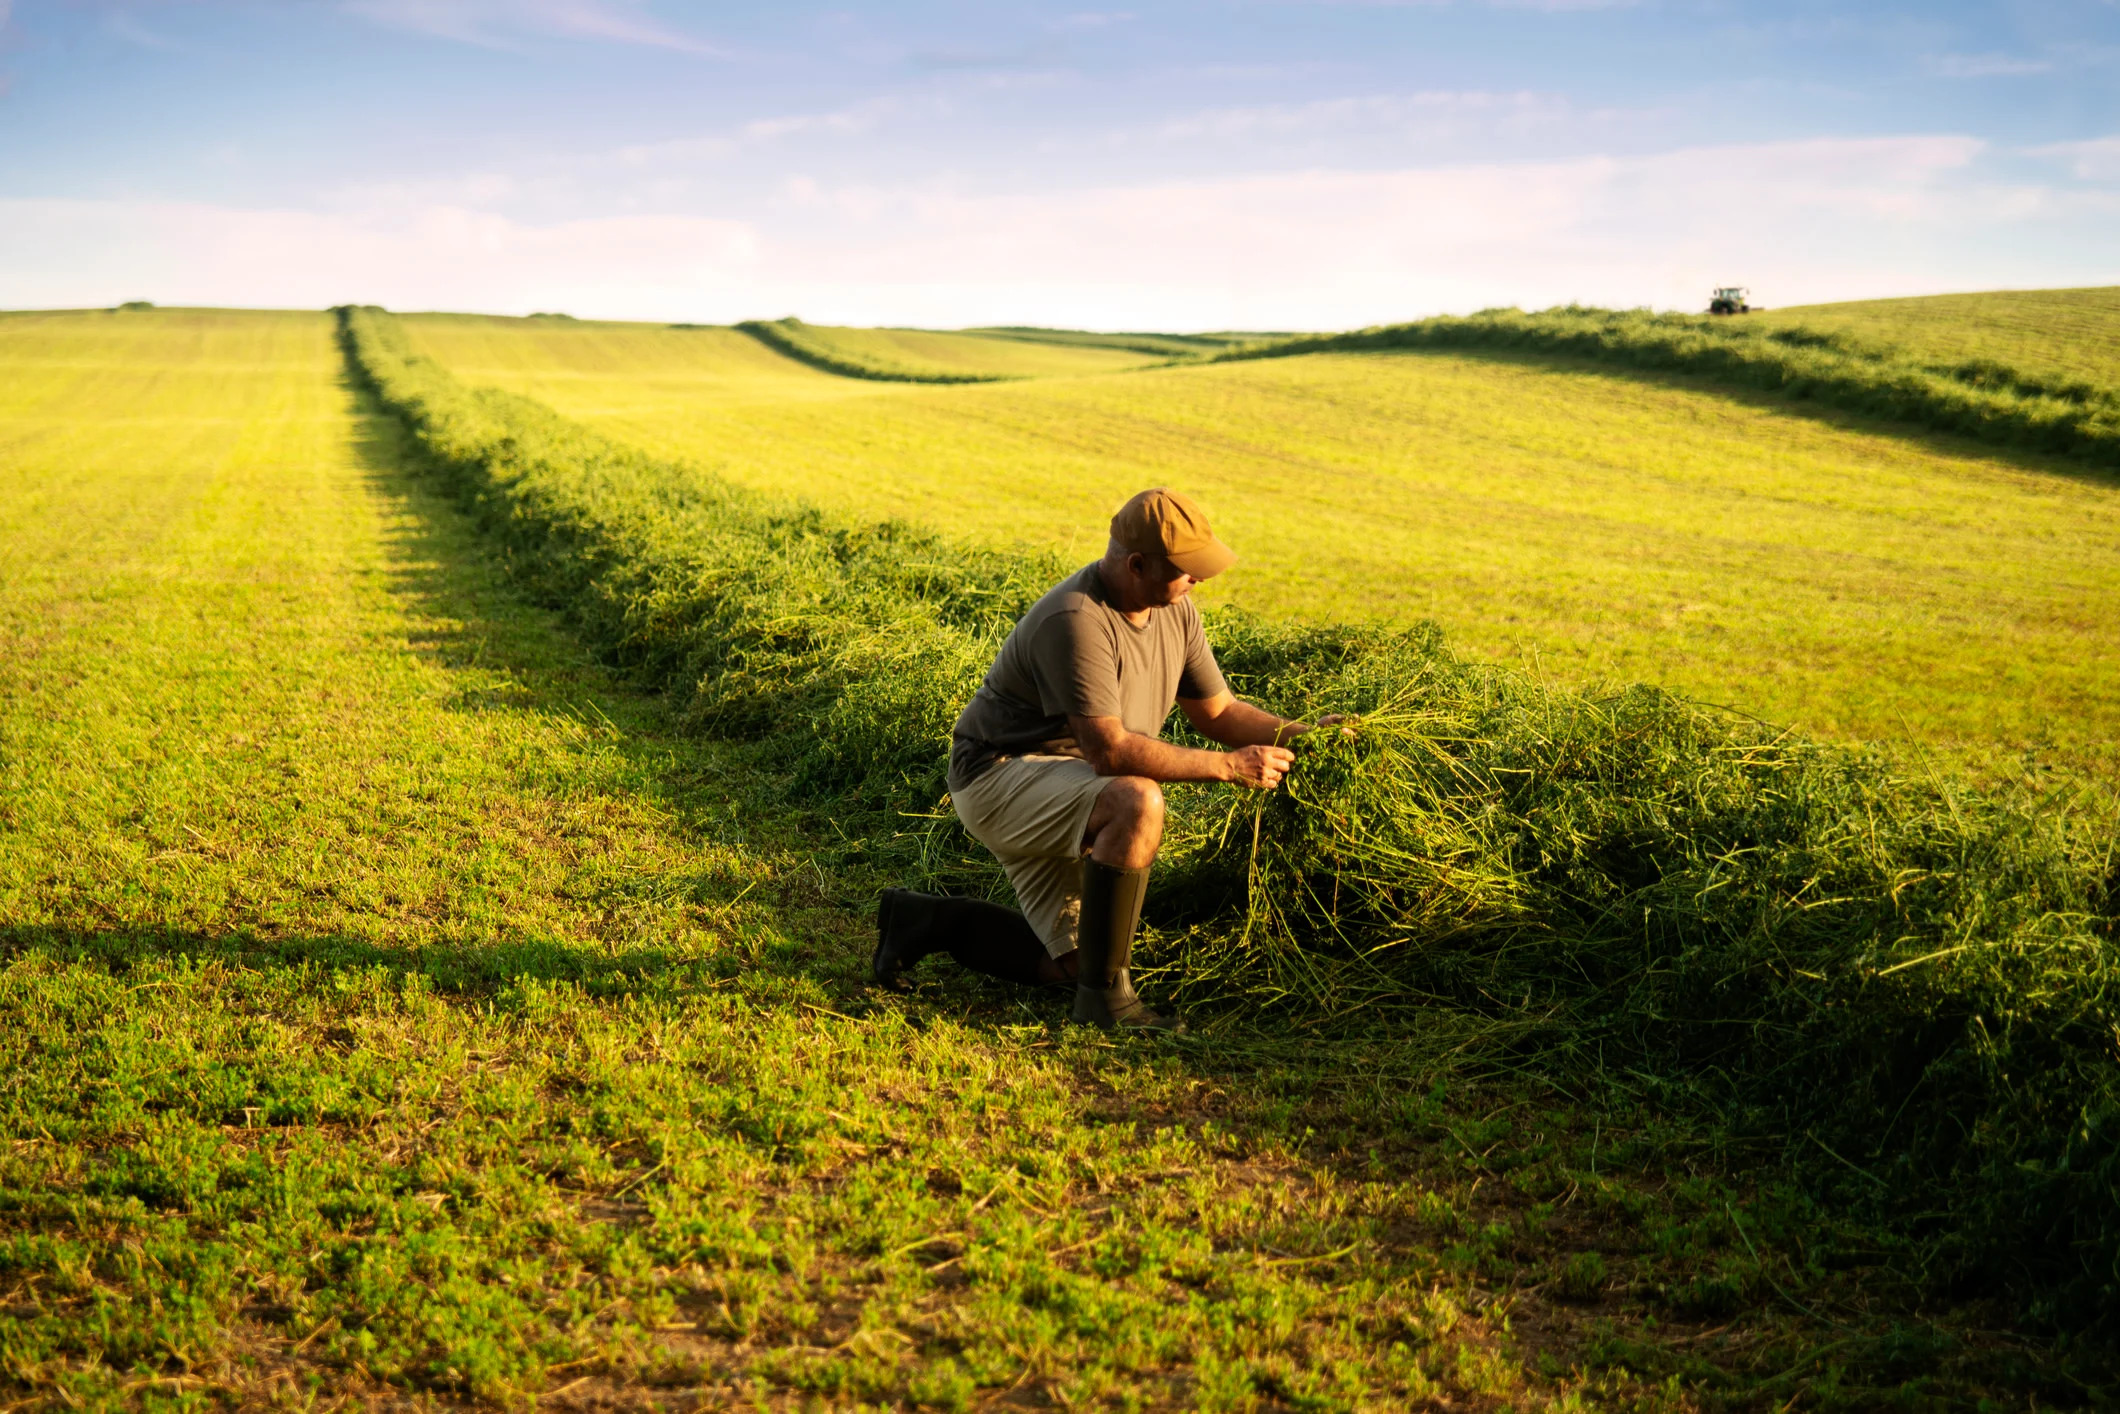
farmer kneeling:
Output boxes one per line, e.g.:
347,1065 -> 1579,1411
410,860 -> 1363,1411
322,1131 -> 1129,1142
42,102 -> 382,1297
873,488 -> 1320,1031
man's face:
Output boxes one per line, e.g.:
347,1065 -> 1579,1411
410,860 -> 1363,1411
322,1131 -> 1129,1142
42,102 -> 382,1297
1131,552 -> 1196,605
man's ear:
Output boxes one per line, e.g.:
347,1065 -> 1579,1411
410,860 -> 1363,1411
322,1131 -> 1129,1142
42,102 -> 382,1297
1125,552 -> 1147,579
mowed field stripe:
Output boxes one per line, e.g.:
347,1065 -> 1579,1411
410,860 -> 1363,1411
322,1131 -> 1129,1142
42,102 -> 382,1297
0,306 -> 780,950
404,314 -> 2120,778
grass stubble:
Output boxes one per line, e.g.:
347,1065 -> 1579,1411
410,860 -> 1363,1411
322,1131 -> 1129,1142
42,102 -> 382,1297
1749,287 -> 2120,396
1212,304 -> 2120,471
730,320 -> 1013,386
344,300 -> 2120,1315
0,303 -> 2113,1410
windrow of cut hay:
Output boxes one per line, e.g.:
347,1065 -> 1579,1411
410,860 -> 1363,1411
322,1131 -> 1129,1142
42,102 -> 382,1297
735,317 -> 1010,384
1214,306 -> 2120,469
339,304 -> 2120,1328
965,327 -> 1250,358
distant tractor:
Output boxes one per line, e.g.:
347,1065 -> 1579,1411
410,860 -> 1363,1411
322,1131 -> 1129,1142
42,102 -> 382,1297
1708,286 -> 1752,315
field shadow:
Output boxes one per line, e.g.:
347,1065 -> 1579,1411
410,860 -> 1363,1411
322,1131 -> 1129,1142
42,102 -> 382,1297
1388,343 -> 2120,491
342,383 -> 618,710
0,361 -> 967,1009
0,921 -> 739,995
337,374 -> 844,838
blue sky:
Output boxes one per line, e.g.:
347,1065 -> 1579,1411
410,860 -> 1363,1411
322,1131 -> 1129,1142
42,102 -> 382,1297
2,1 -> 2116,327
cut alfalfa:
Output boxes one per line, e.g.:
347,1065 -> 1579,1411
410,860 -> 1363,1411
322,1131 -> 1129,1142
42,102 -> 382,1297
735,317 -> 1011,385
1152,613 -> 2120,1320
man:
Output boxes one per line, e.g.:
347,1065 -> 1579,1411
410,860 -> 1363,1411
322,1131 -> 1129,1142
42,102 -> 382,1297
872,487 -> 1320,1031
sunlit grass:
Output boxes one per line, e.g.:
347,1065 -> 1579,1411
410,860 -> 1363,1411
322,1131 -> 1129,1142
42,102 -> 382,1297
1759,285 -> 2120,391
3,306 -> 2106,1408
404,313 -> 2120,779
0,310 -> 767,954
349,302 -> 2120,1342
1,307 -> 1759,1410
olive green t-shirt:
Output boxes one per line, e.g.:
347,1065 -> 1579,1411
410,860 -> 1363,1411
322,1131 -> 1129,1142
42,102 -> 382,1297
948,563 -> 1228,791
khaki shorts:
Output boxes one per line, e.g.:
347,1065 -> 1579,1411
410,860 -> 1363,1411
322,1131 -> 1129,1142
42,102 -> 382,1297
949,754 -> 1113,959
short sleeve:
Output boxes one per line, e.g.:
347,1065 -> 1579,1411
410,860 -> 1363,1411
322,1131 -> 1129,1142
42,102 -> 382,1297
1176,604 -> 1228,701
1028,611 -> 1124,720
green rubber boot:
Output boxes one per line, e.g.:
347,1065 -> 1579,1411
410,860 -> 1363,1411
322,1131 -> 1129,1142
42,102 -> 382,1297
1070,860 -> 1184,1032
874,889 -> 1053,991
872,888 -> 941,991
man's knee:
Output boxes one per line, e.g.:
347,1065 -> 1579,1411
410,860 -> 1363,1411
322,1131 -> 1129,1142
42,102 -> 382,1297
1104,775 -> 1164,830
1088,777 -> 1163,869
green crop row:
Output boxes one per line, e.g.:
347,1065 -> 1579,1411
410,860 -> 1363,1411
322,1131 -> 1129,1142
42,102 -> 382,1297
734,316 -> 1010,384
1215,306 -> 2120,468
338,304 -> 2120,1334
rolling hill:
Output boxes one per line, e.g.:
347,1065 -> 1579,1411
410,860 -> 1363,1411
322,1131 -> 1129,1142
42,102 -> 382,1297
1755,284 -> 2120,392
402,301 -> 2120,778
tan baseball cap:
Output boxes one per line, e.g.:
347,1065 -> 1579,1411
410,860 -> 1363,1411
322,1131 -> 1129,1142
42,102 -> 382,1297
1110,488 -> 1238,580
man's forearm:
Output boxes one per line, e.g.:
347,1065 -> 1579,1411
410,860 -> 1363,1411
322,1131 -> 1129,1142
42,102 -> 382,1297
1091,732 -> 1235,783
1199,698 -> 1305,749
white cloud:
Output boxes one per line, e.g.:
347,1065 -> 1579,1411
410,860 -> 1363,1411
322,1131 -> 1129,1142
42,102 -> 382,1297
344,0 -> 728,55
616,99 -> 909,169
752,136 -> 2033,327
324,172 -> 535,209
2,136 -> 2114,330
1156,90 -> 1591,142
2028,135 -> 2120,182
0,198 -> 760,316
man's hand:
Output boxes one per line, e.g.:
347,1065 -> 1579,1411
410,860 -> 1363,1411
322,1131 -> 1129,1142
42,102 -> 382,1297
1225,743 -> 1295,790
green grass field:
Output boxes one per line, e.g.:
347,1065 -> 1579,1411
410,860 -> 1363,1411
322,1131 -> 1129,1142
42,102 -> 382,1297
1757,286 -> 2120,391
5,302 -> 2116,1410
402,308 -> 2120,780
3,306 -> 1915,1412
